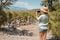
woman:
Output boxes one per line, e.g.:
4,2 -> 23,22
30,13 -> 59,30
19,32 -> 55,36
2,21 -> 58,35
36,7 -> 49,40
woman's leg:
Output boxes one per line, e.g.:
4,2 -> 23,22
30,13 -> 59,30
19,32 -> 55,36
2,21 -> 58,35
43,31 -> 47,40
39,32 -> 43,40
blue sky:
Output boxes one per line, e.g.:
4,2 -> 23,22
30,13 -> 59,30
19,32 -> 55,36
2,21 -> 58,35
11,0 -> 43,10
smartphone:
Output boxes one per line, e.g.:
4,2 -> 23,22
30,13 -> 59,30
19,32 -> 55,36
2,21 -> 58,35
37,11 -> 40,13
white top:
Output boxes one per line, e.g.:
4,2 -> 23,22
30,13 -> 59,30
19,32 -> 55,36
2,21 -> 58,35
38,14 -> 49,30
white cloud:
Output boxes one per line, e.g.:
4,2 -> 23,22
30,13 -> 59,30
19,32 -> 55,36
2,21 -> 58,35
11,1 -> 34,10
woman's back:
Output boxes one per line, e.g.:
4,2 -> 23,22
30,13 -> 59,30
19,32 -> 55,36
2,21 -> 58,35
38,14 -> 49,29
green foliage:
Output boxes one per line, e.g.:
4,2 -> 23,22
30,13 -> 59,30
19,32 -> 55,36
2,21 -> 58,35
40,1 -> 48,7
41,0 -> 60,11
0,0 -> 17,25
4,10 -> 36,23
0,10 -> 7,25
0,0 -> 17,10
49,10 -> 60,37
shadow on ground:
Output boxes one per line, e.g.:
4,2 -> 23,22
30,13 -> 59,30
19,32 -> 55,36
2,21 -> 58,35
49,36 -> 60,40
0,28 -> 33,36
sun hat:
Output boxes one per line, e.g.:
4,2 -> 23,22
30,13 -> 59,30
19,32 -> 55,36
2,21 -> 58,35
40,7 -> 48,13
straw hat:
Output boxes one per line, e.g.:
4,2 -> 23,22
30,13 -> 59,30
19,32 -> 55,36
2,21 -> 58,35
41,7 -> 48,13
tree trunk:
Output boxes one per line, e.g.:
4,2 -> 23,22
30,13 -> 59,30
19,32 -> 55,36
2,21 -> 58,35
48,0 -> 52,11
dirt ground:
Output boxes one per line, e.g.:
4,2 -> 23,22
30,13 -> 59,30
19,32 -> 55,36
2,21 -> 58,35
0,24 -> 52,40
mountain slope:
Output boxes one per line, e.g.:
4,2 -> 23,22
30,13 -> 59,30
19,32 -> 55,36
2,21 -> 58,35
8,6 -> 28,11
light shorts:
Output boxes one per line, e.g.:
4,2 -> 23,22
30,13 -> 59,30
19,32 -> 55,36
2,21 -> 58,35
39,28 -> 48,32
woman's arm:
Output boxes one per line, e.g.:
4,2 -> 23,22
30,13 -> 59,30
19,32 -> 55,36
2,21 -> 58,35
36,12 -> 38,20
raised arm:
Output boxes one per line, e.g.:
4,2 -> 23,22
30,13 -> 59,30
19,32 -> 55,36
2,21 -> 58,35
36,12 -> 39,20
